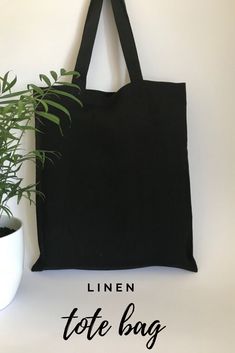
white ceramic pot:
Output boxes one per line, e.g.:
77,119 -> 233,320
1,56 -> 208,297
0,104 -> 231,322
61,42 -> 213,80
0,216 -> 23,310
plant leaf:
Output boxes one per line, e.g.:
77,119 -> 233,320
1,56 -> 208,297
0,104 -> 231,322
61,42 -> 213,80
51,89 -> 83,106
28,84 -> 44,95
0,89 -> 29,99
36,111 -> 60,125
39,74 -> 51,87
56,81 -> 81,90
60,69 -> 80,77
50,70 -> 58,81
44,99 -> 70,119
37,99 -> 48,112
1,71 -> 10,93
2,76 -> 17,94
0,99 -> 19,105
0,205 -> 13,218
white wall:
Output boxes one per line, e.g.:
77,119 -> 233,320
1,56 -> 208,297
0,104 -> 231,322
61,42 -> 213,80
0,1 -> 235,352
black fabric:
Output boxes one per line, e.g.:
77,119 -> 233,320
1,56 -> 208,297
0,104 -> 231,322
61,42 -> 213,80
32,0 -> 197,272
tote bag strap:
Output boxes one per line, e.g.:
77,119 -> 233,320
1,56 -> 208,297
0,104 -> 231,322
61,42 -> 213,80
73,0 -> 143,88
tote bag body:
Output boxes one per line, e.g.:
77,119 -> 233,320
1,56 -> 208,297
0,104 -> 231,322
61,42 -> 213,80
32,0 -> 197,272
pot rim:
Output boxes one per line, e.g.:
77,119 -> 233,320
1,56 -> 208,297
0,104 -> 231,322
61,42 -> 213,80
0,215 -> 23,235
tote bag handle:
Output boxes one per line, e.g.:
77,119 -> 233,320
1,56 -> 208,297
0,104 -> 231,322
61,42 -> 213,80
73,0 -> 143,88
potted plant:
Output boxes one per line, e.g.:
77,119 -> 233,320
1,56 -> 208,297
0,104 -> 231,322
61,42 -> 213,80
0,69 -> 81,310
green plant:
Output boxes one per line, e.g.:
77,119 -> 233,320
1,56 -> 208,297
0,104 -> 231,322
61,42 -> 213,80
0,69 -> 81,220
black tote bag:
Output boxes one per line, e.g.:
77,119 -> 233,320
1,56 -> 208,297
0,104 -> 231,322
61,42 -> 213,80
32,0 -> 197,272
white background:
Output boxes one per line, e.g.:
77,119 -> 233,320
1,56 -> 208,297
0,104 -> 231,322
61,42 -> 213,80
0,0 -> 235,352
